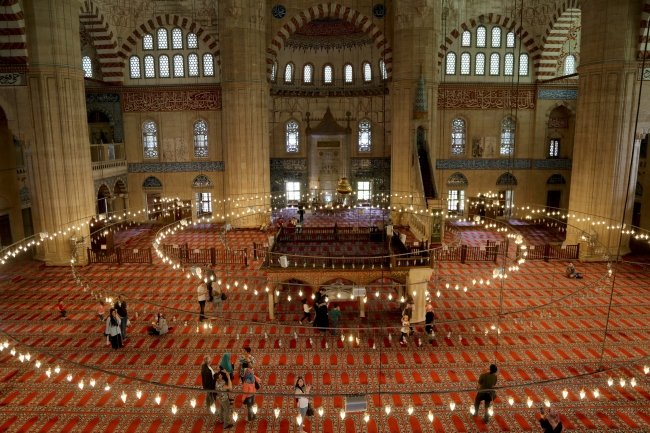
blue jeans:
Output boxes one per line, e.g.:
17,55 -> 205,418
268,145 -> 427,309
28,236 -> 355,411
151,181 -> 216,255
120,316 -> 128,339
331,319 -> 338,335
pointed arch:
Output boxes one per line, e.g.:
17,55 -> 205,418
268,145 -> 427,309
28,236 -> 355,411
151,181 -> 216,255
0,0 -> 27,64
142,176 -> 163,189
544,101 -> 576,123
496,172 -> 518,186
640,0 -> 650,59
79,0 -> 121,82
192,174 -> 214,189
266,3 -> 393,80
539,6 -> 581,78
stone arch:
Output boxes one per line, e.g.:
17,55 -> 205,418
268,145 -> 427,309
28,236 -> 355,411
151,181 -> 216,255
437,14 -> 541,75
0,96 -> 19,138
116,14 -> 221,70
96,181 -> 111,196
539,5 -> 581,78
640,0 -> 650,60
79,0 -> 121,83
541,0 -> 582,45
266,3 -> 393,80
0,0 -> 27,64
546,174 -> 567,185
113,178 -> 128,194
142,175 -> 163,189
544,101 -> 576,122
191,174 -> 214,189
496,172 -> 517,186
446,172 -> 469,188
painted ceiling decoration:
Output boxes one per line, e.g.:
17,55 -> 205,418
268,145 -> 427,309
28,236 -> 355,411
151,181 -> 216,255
284,18 -> 372,52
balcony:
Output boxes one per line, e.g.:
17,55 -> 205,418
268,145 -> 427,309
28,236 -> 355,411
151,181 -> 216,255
91,143 -> 127,179
271,77 -> 388,97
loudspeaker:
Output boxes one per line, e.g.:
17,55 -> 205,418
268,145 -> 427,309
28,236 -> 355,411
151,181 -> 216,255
279,256 -> 288,268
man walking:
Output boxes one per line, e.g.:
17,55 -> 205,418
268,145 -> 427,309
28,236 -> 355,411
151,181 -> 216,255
205,264 -> 215,301
201,355 -> 216,412
474,364 -> 498,423
114,295 -> 128,341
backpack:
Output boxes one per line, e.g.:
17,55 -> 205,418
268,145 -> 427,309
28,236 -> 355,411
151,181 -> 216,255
244,372 -> 255,384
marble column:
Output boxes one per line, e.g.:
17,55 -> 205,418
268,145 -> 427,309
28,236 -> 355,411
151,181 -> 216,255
23,0 -> 94,265
565,0 -> 643,259
406,267 -> 432,323
219,0 -> 270,226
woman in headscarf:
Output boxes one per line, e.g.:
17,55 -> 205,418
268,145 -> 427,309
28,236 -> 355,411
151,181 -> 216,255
312,287 -> 329,331
425,304 -> 435,343
539,408 -> 563,433
105,308 -> 122,349
219,353 -> 235,381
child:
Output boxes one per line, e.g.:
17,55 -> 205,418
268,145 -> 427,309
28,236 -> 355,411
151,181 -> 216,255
300,299 -> 312,324
97,300 -> 105,321
329,303 -> 341,336
400,315 -> 410,342
57,299 -> 67,318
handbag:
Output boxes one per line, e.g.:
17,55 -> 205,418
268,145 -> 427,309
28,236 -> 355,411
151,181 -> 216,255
255,381 -> 260,390
306,404 -> 314,416
221,293 -> 227,301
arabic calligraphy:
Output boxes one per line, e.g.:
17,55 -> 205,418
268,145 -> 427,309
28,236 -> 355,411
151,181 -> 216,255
0,72 -> 25,86
123,90 -> 222,112
437,88 -> 535,109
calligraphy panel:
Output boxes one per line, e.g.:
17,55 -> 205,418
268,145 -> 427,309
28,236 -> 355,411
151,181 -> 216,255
123,89 -> 222,112
437,87 -> 535,109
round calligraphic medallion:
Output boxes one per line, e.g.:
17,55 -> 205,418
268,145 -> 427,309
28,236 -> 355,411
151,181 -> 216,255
272,4 -> 286,19
372,3 -> 386,18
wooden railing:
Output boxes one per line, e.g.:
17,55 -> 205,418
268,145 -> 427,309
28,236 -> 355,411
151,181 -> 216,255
253,242 -> 267,261
163,244 -> 248,266
87,247 -> 152,265
276,226 -> 381,243
517,243 -> 580,261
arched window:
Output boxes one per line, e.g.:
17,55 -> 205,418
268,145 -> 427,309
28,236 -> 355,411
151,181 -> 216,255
144,55 -> 155,78
194,120 -> 208,157
506,32 -> 515,48
565,54 -> 576,75
82,56 -> 92,78
491,27 -> 501,47
129,56 -> 141,79
460,53 -> 471,75
159,55 -> 170,77
203,53 -> 214,76
363,62 -> 372,82
188,53 -> 199,77
475,53 -> 486,75
173,54 -> 184,77
323,64 -> 333,84
519,54 -> 529,76
379,60 -> 387,80
358,120 -> 371,152
500,117 -> 516,155
143,34 -> 154,50
490,53 -> 500,75
271,61 -> 277,82
461,30 -> 471,47
142,121 -> 158,158
286,120 -> 299,153
157,28 -> 168,50
187,33 -> 198,49
504,53 -> 514,76
451,118 -> 466,155
446,52 -> 456,75
476,26 -> 487,47
344,64 -> 353,83
172,28 -> 183,49
284,63 -> 293,83
303,64 -> 313,84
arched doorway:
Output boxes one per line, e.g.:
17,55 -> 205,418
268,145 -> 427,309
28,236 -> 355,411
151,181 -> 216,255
87,109 -> 114,144
97,183 -> 111,215
112,180 -> 127,213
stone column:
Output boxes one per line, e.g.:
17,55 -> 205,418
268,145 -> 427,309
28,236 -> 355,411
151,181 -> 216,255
219,0 -> 270,225
23,0 -> 94,265
565,0 -> 642,259
406,267 -> 431,323
391,0 -> 439,213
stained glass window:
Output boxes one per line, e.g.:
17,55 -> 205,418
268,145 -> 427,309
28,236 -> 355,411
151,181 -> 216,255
82,56 -> 92,77
143,34 -> 154,50
491,27 -> 501,47
284,63 -> 293,83
519,54 -> 529,76
144,55 -> 155,78
303,64 -> 313,83
196,192 -> 212,216
345,64 -> 353,83
451,118 -> 466,155
549,139 -> 560,158
357,181 -> 371,200
187,33 -> 198,49
129,56 -> 141,79
286,182 -> 300,201
286,120 -> 299,152
271,62 -> 277,82
194,120 -> 208,157
475,53 -> 485,75
173,54 -> 184,77
565,54 -> 576,75
500,117 -> 516,155
461,30 -> 471,47
188,53 -> 199,77
379,60 -> 387,80
324,64 -> 333,83
490,53 -> 500,75
143,121 -> 158,158
446,52 -> 456,75
172,28 -> 183,49
460,53 -> 471,75
203,53 -> 214,76
363,62 -> 372,82
506,32 -> 515,48
504,53 -> 514,76
358,120 -> 371,152
157,28 -> 168,50
476,26 -> 486,47
159,55 -> 170,77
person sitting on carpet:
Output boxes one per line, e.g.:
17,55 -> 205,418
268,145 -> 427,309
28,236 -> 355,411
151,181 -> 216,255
539,407 -> 563,433
565,263 -> 583,279
105,308 -> 122,349
149,312 -> 171,336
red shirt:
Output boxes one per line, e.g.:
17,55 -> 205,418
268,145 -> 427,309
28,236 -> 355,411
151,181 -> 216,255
56,303 -> 64,312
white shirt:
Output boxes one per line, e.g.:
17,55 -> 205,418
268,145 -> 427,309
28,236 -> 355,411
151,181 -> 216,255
197,285 -> 207,301
303,304 -> 311,313
295,387 -> 309,408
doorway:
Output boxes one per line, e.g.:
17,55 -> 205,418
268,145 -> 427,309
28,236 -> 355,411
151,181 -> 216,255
0,214 -> 12,246
633,202 -> 641,228
546,190 -> 561,210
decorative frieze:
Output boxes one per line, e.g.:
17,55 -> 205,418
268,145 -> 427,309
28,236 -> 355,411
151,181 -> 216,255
533,159 -> 572,170
123,89 -> 222,112
128,162 -> 225,173
537,89 -> 578,99
436,159 -> 573,170
438,86 -> 535,109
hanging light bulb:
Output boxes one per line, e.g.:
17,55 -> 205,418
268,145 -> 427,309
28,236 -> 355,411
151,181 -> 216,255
562,389 -> 568,399
297,414 -> 303,426
18,353 -> 24,362
644,365 -> 649,374
544,399 -> 550,407
252,404 -> 258,414
607,377 -> 614,387
136,390 -> 142,399
155,394 -> 161,405
631,377 -> 637,387
104,384 -> 110,391
340,409 -> 346,420
364,412 -> 370,423
579,389 -> 586,399
488,405 -> 494,416
66,374 -> 73,382
45,368 -> 52,378
171,404 -> 178,414
436,290 -> 440,297
593,388 -> 600,398
449,401 -> 456,411
620,378 -> 626,387
385,405 -> 391,415
407,406 -> 414,415
190,398 -> 196,408
10,348 -> 15,356
35,360 -> 41,369
470,406 -> 476,415
508,396 -> 514,406
428,411 -> 434,422
211,403 -> 216,414
527,397 -> 533,407
233,412 -> 239,422
25,353 -> 31,361
78,380 -> 84,390
90,378 -> 95,387
54,365 -> 60,374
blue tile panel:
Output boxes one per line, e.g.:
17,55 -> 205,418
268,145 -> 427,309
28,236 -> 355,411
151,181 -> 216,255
128,162 -> 225,172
